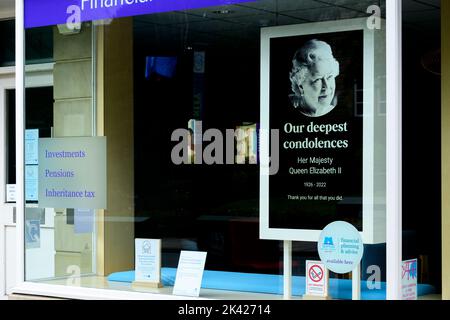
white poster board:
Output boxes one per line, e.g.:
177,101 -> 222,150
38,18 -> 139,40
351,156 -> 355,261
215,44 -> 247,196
173,251 -> 207,297
260,18 -> 387,244
6,184 -> 16,202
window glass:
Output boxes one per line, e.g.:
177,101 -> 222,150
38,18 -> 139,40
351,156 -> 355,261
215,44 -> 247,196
0,20 -> 54,66
402,0 -> 441,298
22,0 -> 395,300
0,19 -> 15,67
6,87 -> 53,186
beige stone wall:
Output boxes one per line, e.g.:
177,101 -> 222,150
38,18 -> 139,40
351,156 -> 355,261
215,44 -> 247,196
52,18 -> 135,278
53,24 -> 94,277
95,18 -> 135,276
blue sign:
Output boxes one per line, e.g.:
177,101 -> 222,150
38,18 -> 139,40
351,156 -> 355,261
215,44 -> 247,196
25,0 -> 254,29
318,221 -> 364,274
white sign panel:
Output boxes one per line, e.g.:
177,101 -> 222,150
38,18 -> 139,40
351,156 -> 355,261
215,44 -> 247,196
135,239 -> 161,283
402,259 -> 418,300
6,184 -> 16,202
305,260 -> 328,298
25,165 -> 39,201
318,221 -> 364,274
38,137 -> 107,209
173,251 -> 207,297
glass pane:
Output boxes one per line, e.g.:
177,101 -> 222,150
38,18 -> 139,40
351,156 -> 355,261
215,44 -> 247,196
26,26 -> 53,65
24,23 -> 95,282
6,89 -> 15,185
6,88 -> 52,186
402,0 -> 441,299
0,20 -> 15,67
22,0 -> 393,300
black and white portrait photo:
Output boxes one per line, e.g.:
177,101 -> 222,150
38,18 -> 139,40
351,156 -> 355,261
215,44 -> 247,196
289,39 -> 340,118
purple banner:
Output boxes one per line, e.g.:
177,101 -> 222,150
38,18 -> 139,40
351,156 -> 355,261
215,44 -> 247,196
25,0 -> 255,29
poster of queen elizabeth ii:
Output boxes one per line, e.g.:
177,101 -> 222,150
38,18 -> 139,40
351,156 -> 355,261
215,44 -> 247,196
262,24 -> 365,239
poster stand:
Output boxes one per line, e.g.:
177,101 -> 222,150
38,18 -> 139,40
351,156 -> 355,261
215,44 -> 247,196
283,240 -> 292,300
352,263 -> 361,300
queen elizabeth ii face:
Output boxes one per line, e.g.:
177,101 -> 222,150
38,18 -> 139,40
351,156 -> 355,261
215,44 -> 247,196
300,58 -> 337,117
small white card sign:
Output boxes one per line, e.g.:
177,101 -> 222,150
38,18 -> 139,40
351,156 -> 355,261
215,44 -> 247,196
6,184 -> 16,202
402,259 -> 418,300
134,239 -> 162,287
173,251 -> 207,297
304,260 -> 329,299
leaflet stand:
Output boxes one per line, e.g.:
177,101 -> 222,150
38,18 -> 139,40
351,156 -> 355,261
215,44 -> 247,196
133,238 -> 163,289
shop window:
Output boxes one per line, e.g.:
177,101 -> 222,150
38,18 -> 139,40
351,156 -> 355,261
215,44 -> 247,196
25,0 -> 449,301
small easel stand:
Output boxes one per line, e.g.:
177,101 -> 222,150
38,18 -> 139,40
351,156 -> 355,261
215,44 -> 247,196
132,280 -> 163,289
302,267 -> 331,300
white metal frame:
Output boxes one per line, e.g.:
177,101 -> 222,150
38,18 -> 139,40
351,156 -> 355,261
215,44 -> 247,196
386,0 -> 403,300
0,68 -> 15,208
15,0 -> 25,291
1,63 -> 53,296
0,68 -> 15,297
11,0 -> 403,300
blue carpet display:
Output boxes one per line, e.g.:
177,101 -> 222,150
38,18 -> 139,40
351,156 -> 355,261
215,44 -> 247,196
108,268 -> 435,300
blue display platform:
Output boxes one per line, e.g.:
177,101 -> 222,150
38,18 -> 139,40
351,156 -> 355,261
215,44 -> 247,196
108,268 -> 435,300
